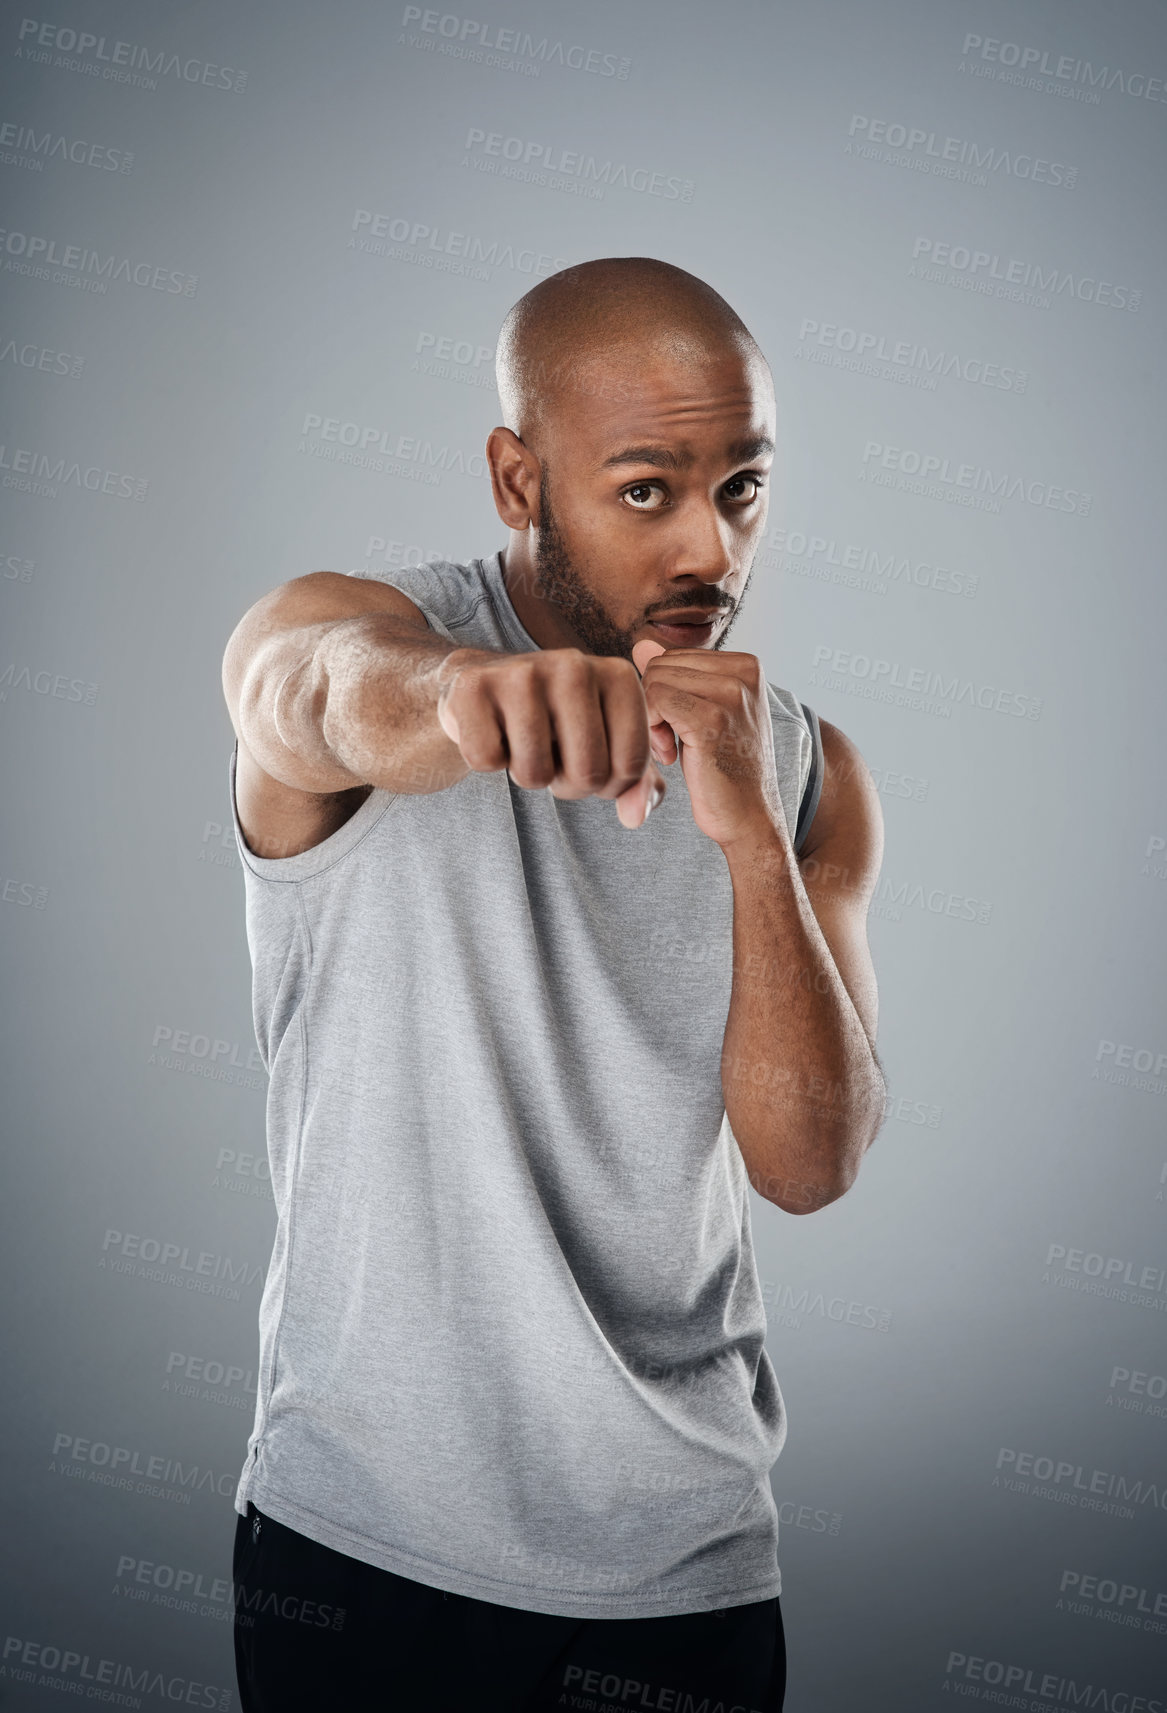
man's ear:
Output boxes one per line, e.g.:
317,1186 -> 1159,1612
486,427 -> 541,529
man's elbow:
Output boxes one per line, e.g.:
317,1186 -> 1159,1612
754,1118 -> 881,1214
750,1166 -> 856,1216
772,1173 -> 855,1216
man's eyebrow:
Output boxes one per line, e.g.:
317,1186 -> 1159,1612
598,435 -> 775,472
600,444 -> 689,471
729,435 -> 775,462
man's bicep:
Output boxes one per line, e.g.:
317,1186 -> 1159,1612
796,717 -> 884,1048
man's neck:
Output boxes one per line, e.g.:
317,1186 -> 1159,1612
500,538 -> 578,652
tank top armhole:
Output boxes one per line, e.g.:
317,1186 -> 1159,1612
343,569 -> 461,644
228,740 -> 398,884
793,702 -> 824,858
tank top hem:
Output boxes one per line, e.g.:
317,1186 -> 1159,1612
237,1471 -> 782,1618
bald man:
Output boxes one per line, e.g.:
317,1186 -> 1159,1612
222,257 -> 885,1711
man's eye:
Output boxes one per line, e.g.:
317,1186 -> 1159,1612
622,483 -> 667,510
725,475 -> 764,502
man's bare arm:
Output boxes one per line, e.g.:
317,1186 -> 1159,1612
222,571 -> 489,798
221,570 -> 667,862
720,717 -> 886,1214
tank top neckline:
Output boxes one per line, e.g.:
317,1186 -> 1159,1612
478,549 -> 543,655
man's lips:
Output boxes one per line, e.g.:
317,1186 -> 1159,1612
646,611 -> 727,643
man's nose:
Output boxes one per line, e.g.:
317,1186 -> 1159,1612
670,504 -> 735,582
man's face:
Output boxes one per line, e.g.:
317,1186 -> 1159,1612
526,343 -> 775,663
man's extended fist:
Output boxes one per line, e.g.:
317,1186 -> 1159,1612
436,646 -> 668,829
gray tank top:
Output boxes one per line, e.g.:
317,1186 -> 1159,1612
229,548 -> 824,1618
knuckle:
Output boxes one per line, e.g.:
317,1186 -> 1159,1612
562,744 -> 608,789
460,736 -> 504,772
452,659 -> 486,698
559,656 -> 593,687
605,654 -> 639,680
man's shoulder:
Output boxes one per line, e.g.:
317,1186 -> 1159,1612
346,552 -> 502,639
798,712 -> 883,865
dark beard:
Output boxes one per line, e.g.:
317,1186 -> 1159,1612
532,468 -> 748,661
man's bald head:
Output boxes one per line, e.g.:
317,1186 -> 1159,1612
495,257 -> 770,452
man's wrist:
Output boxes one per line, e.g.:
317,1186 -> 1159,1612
433,644 -> 494,697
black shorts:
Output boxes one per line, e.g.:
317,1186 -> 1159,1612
233,1501 -> 787,1712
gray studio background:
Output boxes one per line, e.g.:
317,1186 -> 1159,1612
2,0 -> 1166,1707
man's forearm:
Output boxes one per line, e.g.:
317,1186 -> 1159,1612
720,832 -> 885,1213
258,614 -> 497,795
